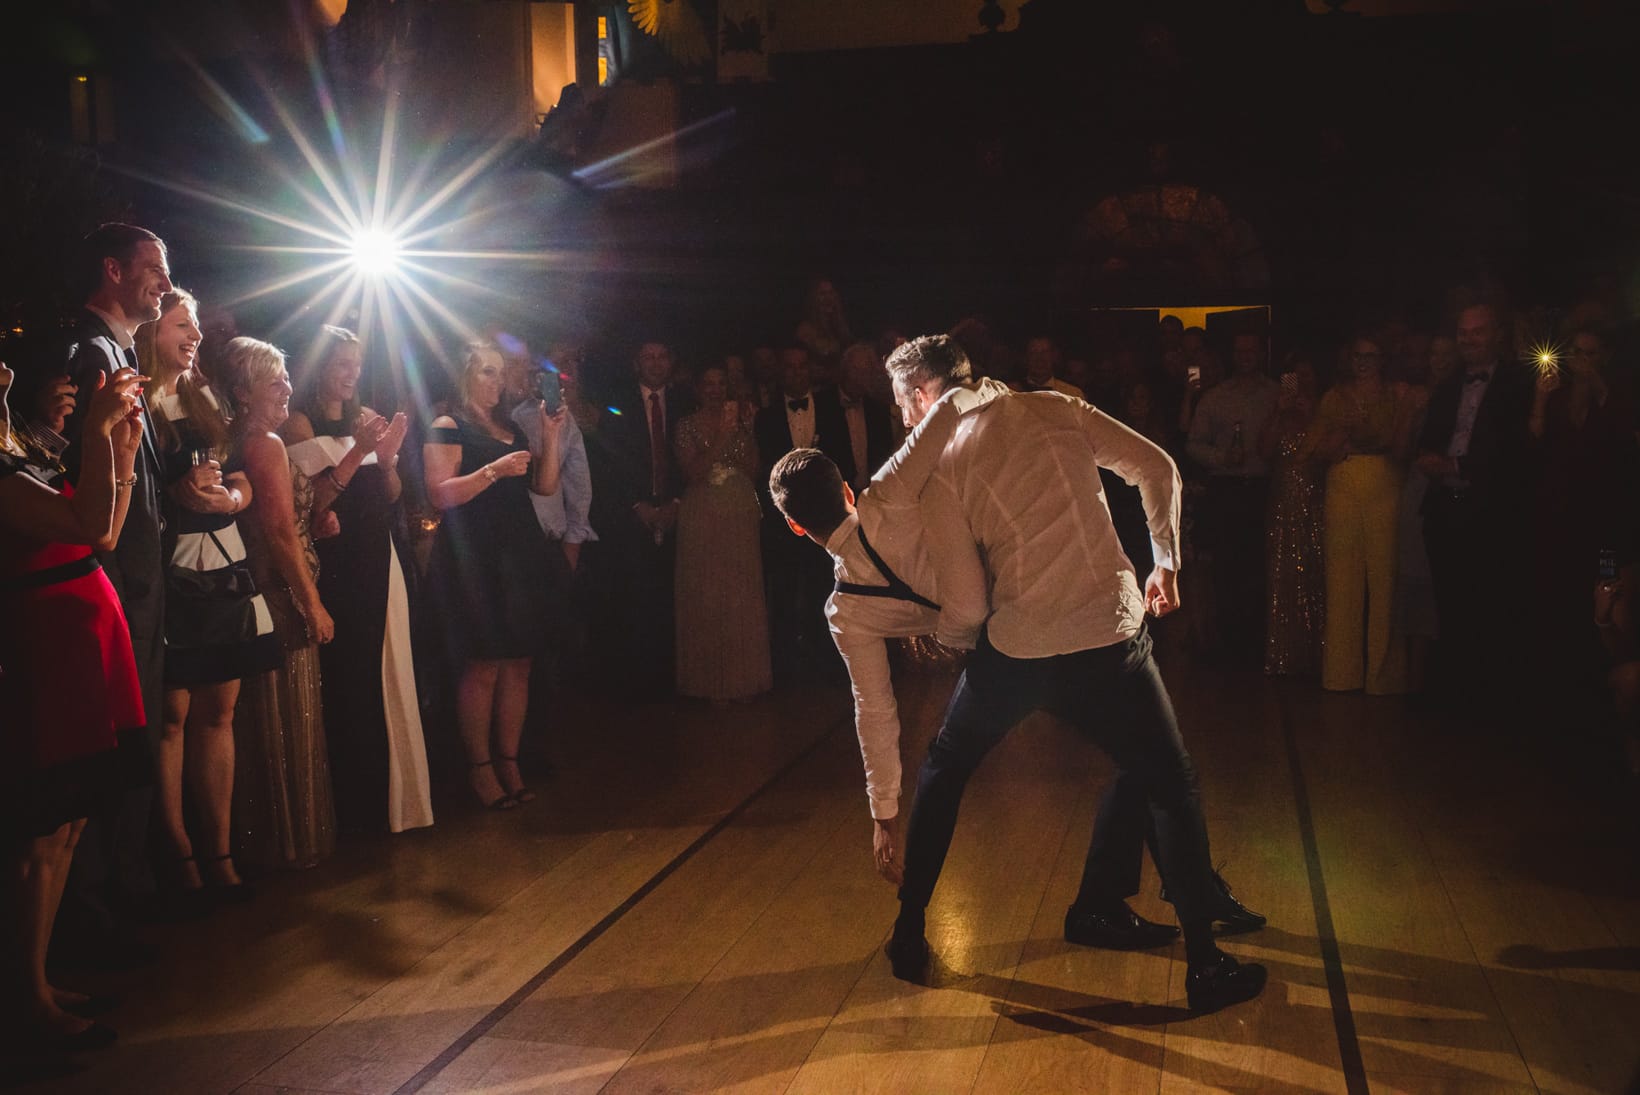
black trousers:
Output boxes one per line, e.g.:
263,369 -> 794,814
898,625 -> 1217,926
1205,475 -> 1269,662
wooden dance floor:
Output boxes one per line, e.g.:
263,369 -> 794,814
21,647 -> 1640,1094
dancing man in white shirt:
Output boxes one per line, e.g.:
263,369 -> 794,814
879,334 -> 1266,1014
767,375 -> 1007,880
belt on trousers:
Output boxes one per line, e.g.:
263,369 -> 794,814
0,554 -> 102,592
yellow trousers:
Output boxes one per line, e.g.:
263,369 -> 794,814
1321,455 -> 1407,694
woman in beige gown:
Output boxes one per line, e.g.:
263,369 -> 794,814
673,366 -> 772,701
224,337 -> 337,869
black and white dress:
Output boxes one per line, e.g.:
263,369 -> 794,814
155,389 -> 280,686
288,431 -> 433,834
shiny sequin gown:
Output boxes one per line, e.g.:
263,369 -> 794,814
673,413 -> 772,700
233,458 -> 336,868
1264,429 -> 1325,676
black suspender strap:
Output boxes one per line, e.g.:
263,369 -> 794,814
834,523 -> 940,611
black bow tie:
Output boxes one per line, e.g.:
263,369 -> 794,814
1464,371 -> 1491,385
787,397 -> 810,412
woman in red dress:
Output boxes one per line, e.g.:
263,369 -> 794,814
1,359 -> 146,1052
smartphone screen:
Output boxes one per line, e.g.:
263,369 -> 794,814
542,370 -> 562,415
1187,365 -> 1202,384
1599,548 -> 1619,583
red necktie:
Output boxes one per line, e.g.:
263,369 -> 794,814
649,391 -> 666,498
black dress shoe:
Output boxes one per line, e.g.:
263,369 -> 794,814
1185,953 -> 1267,1013
884,931 -> 930,982
1064,903 -> 1180,950
1161,871 -> 1267,934
1209,873 -> 1265,934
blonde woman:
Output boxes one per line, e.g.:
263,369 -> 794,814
137,290 -> 279,904
224,337 -> 337,868
424,344 -> 565,809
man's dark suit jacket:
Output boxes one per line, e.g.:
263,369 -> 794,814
850,395 -> 897,486
1417,357 -> 1534,519
59,308 -> 166,729
755,385 -> 858,487
592,383 -> 697,535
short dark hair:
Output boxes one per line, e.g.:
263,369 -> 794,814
884,334 -> 971,394
769,448 -> 848,537
78,222 -> 164,300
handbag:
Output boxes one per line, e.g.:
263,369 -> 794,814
165,528 -> 262,649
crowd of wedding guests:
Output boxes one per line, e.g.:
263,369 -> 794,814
4,226 -> 1638,1059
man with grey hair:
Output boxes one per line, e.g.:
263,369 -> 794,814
882,334 -> 1265,1014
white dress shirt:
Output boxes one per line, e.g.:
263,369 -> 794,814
922,386 -> 1182,658
820,382 -> 996,819
785,391 -> 817,450
1444,367 -> 1493,487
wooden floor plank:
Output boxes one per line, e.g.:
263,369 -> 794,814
1156,673 -> 1347,1095
783,714 -> 1091,1095
16,655 -> 1638,1095
424,732 -> 867,1094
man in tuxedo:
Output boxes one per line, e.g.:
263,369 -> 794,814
756,346 -> 854,680
1414,301 -> 1534,705
592,340 -> 694,698
837,343 -> 897,492
53,223 -> 173,962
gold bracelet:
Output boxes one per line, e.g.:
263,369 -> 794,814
482,465 -> 498,484
115,474 -> 138,489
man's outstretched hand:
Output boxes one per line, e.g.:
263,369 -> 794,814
1145,566 -> 1180,617
874,815 -> 905,885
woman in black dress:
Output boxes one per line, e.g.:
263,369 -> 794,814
282,325 -> 432,835
138,289 -> 281,902
423,343 -> 565,809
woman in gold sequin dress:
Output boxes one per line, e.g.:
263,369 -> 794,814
673,365 -> 771,701
1259,357 -> 1324,676
224,337 -> 337,869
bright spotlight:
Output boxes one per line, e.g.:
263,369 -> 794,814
349,229 -> 402,276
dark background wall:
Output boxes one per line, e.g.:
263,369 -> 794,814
2,0 -> 1634,386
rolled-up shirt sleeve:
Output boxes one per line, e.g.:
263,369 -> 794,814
831,625 -> 903,820
921,469 -> 988,649
1083,405 -> 1182,572
868,389 -> 962,506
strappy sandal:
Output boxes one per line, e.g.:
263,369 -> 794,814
470,759 -> 519,810
496,755 -> 536,804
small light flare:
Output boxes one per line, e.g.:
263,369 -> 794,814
1527,341 -> 1562,377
